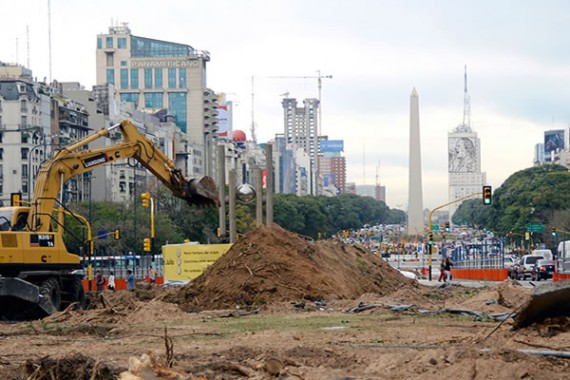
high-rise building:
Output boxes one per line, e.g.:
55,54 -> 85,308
281,97 -> 319,195
448,68 -> 486,220
95,23 -> 212,174
318,139 -> 346,194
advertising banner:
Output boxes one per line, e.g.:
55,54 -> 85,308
544,130 -> 565,161
217,105 -> 230,137
162,243 -> 232,281
320,140 -> 344,152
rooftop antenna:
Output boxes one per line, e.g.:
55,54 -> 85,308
26,25 -> 30,69
48,0 -> 52,83
375,160 -> 380,186
463,65 -> 471,129
250,76 -> 257,144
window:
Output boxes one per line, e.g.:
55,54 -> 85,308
97,37 -> 102,49
20,100 -> 27,112
168,92 -> 187,132
120,93 -> 139,105
154,68 -> 163,88
130,36 -> 193,58
120,69 -> 129,89
0,132 -> 3,143
21,116 -> 27,129
106,53 -> 114,67
106,68 -> 115,85
168,68 -> 176,88
105,36 -> 113,48
179,68 -> 186,88
130,69 -> 139,89
0,148 -> 3,159
144,93 -> 163,108
21,148 -> 29,160
21,132 -> 28,144
22,164 -> 28,179
117,37 -> 127,49
144,68 -> 153,89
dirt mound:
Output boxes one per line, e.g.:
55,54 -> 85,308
173,224 -> 415,310
44,292 -> 187,325
20,352 -> 119,380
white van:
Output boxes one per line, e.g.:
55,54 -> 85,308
557,241 -> 570,257
531,249 -> 553,260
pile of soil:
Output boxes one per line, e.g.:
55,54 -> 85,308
172,224 -> 416,311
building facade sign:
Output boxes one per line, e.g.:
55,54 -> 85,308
131,60 -> 199,68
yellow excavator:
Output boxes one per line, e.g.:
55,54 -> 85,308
0,120 -> 219,319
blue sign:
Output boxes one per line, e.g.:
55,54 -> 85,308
320,140 -> 344,152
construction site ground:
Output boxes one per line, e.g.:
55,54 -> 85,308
1,225 -> 569,379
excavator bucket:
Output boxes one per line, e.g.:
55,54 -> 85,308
184,176 -> 220,207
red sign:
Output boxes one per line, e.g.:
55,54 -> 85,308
262,170 -> 267,188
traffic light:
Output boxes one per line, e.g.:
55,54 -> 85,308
143,238 -> 151,252
482,185 -> 492,205
114,229 -> 120,240
141,192 -> 150,207
552,227 -> 557,236
10,192 -> 21,206
428,232 -> 434,245
445,222 -> 450,232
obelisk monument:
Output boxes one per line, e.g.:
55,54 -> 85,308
407,88 -> 424,235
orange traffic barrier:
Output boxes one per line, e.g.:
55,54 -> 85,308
451,269 -> 508,281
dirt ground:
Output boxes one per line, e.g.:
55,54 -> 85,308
1,225 -> 569,379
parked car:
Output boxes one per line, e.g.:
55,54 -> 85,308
510,254 -> 545,280
530,259 -> 556,281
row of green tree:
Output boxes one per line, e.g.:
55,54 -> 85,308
63,191 -> 405,255
453,164 -> 570,247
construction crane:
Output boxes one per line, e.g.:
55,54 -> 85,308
268,70 -> 333,137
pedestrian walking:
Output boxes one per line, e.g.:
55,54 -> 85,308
95,270 -> 105,293
127,269 -> 135,291
107,271 -> 116,291
444,257 -> 453,283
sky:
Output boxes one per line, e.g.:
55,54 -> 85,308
2,0 -> 570,210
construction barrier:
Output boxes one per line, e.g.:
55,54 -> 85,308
450,268 -> 509,281
553,273 -> 570,282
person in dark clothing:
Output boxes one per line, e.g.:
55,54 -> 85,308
444,257 -> 453,283
95,270 -> 105,292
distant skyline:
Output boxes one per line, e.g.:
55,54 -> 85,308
2,0 -> 569,210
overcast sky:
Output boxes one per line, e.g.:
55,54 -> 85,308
2,0 -> 569,210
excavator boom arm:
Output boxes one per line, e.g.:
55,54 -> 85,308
28,120 -> 219,231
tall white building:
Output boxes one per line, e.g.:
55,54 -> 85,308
448,68 -> 486,220
281,97 -> 319,195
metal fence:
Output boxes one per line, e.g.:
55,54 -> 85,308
82,254 -> 163,280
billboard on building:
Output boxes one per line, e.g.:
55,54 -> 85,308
448,137 -> 479,173
320,140 -> 344,152
544,130 -> 565,162
162,243 -> 232,281
217,104 -> 230,137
